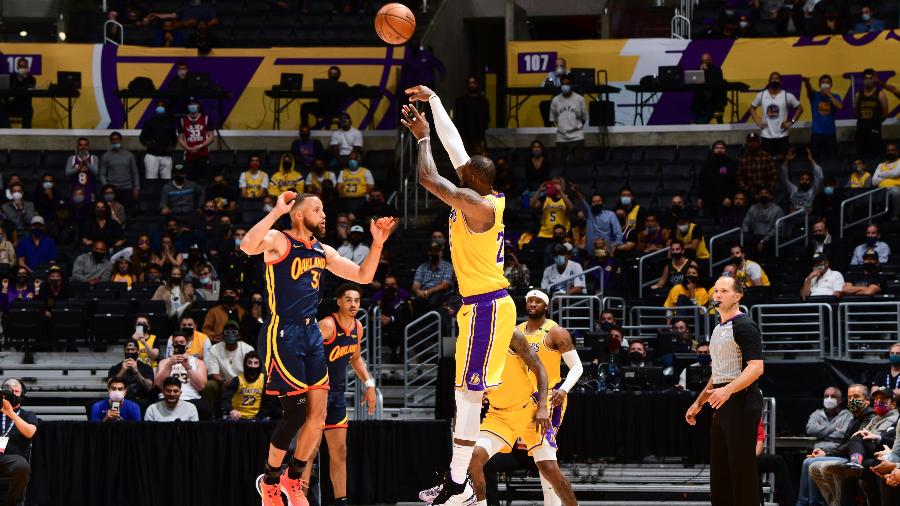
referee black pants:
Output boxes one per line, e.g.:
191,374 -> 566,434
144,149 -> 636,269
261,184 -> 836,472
710,384 -> 763,506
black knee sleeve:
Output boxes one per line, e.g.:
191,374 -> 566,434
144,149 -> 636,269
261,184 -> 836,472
271,394 -> 308,451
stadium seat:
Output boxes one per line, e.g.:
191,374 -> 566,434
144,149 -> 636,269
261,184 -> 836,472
661,161 -> 695,180
9,150 -> 42,169
677,145 -> 710,162
643,145 -> 677,162
594,162 -> 627,185
627,162 -> 660,181
43,150 -> 71,169
209,150 -> 236,169
5,301 -> 44,348
610,147 -> 644,162
50,301 -> 87,345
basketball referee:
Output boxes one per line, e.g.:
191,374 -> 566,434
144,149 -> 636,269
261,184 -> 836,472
684,275 -> 764,506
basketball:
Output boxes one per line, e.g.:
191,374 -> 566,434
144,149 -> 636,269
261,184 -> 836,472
374,3 -> 416,45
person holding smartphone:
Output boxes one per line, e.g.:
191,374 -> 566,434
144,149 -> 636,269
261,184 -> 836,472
90,377 -> 141,422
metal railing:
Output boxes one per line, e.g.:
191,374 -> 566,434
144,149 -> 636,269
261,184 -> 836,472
547,265 -> 602,295
839,302 -> 900,359
638,247 -> 670,298
774,209 -> 808,257
549,295 -> 602,338
750,303 -> 833,359
708,227 -> 743,278
840,187 -> 889,238
345,309 -> 369,397
762,397 -> 776,504
671,12 -> 691,39
403,310 -> 442,408
104,20 -> 123,45
351,386 -> 384,421
602,296 -> 626,325
626,305 -> 708,341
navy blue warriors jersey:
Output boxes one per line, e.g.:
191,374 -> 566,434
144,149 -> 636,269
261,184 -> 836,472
265,232 -> 327,320
323,314 -> 362,395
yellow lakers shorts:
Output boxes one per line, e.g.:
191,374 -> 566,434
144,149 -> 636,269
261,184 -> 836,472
455,290 -> 516,391
480,398 -> 549,454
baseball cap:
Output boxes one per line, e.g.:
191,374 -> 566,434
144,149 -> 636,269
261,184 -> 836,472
863,248 -> 878,259
31,216 -> 45,226
350,225 -> 364,234
224,320 -> 240,330
429,240 -> 443,250
873,388 -> 892,399
746,132 -> 760,141
525,289 -> 550,306
812,252 -> 827,263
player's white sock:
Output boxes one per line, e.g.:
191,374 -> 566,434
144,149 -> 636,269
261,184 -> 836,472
450,389 -> 483,484
539,473 -> 561,506
450,443 -> 474,484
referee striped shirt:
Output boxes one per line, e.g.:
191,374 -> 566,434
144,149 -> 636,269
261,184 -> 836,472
710,313 -> 763,385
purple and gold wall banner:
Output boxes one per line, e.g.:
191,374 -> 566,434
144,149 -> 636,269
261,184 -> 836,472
508,32 -> 898,126
0,43 -> 406,130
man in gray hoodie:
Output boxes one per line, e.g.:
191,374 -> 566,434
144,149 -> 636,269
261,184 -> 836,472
807,386 -> 853,452
780,146 -> 823,214
549,74 -> 588,165
742,186 -> 784,255
160,165 -> 203,226
99,131 -> 140,212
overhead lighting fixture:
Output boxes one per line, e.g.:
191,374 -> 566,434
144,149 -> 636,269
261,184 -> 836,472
18,30 -> 27,38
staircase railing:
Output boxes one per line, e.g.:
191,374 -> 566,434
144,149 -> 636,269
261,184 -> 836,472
839,187 -> 889,238
671,0 -> 695,39
104,20 -> 123,45
403,310 -> 442,408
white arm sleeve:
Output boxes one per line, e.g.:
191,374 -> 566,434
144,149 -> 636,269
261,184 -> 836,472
428,95 -> 470,170
559,350 -> 583,393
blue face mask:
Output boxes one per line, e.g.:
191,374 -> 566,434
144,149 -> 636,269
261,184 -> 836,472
155,106 -> 166,115
621,196 -> 632,206
348,160 -> 359,170
560,85 -> 572,94
862,13 -> 871,21
824,186 -> 834,195
890,355 -> 900,366
554,255 -> 566,267
697,354 -> 712,366
188,104 -> 199,114
110,143 -> 121,150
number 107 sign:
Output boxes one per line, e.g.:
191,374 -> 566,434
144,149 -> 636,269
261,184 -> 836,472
517,52 -> 557,74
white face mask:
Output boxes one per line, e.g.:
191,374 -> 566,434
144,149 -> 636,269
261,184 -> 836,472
16,68 -> 28,77
109,390 -> 125,403
42,182 -> 53,190
177,69 -> 188,79
820,83 -> 831,91
677,224 -> 689,233
11,192 -> 23,201
823,397 -> 838,410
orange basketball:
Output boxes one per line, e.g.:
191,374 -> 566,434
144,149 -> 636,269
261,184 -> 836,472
375,3 -> 416,45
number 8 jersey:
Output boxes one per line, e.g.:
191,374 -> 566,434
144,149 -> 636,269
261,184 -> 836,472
265,232 -> 327,319
448,192 -> 509,297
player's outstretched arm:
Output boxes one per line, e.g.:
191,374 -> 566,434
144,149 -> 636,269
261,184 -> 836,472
511,329 -> 551,435
400,105 -> 493,226
406,85 -> 470,176
240,191 -> 294,257
323,217 -> 395,283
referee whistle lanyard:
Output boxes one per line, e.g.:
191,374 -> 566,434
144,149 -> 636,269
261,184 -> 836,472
886,372 -> 900,391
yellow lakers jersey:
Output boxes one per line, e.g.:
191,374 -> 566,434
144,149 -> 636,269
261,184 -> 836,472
625,204 -> 641,228
448,192 -> 510,297
486,349 -> 537,410
876,161 -> 900,187
675,223 -> 710,260
849,172 -> 871,189
736,260 -> 771,287
518,319 -> 561,389
339,168 -> 370,197
231,373 -> 264,419
137,333 -> 158,368
537,197 -> 570,238
269,170 -> 305,196
242,171 -> 268,198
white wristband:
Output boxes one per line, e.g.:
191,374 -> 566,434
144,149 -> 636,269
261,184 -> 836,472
417,136 -> 430,144
364,378 -> 376,388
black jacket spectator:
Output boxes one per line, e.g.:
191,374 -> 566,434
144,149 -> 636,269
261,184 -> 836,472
454,77 -> 490,152
81,209 -> 124,249
108,358 -> 156,404
698,147 -> 738,214
139,112 -> 178,157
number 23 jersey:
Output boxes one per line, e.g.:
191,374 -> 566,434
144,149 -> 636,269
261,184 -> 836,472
265,232 -> 326,319
448,192 -> 509,298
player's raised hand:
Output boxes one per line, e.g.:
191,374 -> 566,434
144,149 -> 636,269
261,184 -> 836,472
405,85 -> 435,102
273,191 -> 297,216
369,217 -> 396,246
400,104 -> 430,140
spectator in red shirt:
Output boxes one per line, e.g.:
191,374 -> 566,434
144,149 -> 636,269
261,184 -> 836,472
177,98 -> 216,183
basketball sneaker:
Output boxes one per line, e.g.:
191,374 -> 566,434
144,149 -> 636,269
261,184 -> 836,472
256,474 -> 285,506
429,476 -> 475,506
280,469 -> 310,506
419,479 -> 477,505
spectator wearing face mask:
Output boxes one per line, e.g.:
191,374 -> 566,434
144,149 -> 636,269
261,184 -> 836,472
591,324 -> 628,373
750,72 -> 802,160
855,68 -> 889,158
330,113 -> 363,159
145,376 -> 199,422
353,189 -> 400,234
541,225 -> 568,268
110,258 -> 135,289
202,287 -> 246,343
742,186 -> 784,255
81,200 -> 125,249
872,143 -> 900,220
524,140 -> 552,191
411,241 -> 454,310
802,74 -> 842,159
98,185 -> 126,226
164,315 -> 211,359
0,378 -> 38,506
155,330 -> 210,420
32,173 -> 63,226
15,216 -> 56,272
222,351 -> 267,421
109,339 -> 156,406
66,137 -> 100,204
160,165 -> 203,222
550,74 -> 588,164
541,243 -> 585,295
140,100 -> 177,180
737,133 -> 776,195
455,75 -> 490,154
0,227 -> 15,269
853,3 -> 884,33
337,225 -> 370,266
843,249 -> 884,297
651,240 -> 698,292
92,376 -> 142,422
268,153 -> 304,197
801,253 -> 844,300
240,292 -> 265,347
239,153 -> 270,199
0,182 -> 35,234
99,131 -> 140,211
36,264 -> 71,320
807,387 -> 853,454
578,193 -> 622,257
698,141 -> 739,218
780,146 -> 823,213
728,244 -> 770,288
206,322 -> 254,411
846,158 -> 872,192
636,213 -> 669,254
626,340 -> 649,368
532,178 -> 574,257
130,314 -> 161,369
177,98 -> 215,182
664,265 -> 708,309
336,152 -> 374,211
851,224 -> 890,265
671,213 -> 709,262
584,238 -> 621,295
5,57 -> 35,128
677,343 -> 712,390
72,240 -> 113,285
544,57 -> 568,89
503,248 -> 530,295
372,274 -> 412,362
204,173 -> 238,215
873,343 -> 900,399
290,125 -> 325,170
806,219 -> 834,258
304,158 -> 336,196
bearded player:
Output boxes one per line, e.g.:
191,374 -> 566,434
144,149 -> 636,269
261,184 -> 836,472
420,327 -> 579,506
300,282 -> 377,506
240,191 -> 393,506
401,85 -> 516,506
